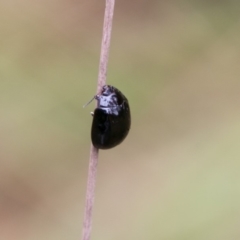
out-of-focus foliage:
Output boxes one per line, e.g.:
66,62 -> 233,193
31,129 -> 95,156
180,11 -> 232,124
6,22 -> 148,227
1,1 -> 240,240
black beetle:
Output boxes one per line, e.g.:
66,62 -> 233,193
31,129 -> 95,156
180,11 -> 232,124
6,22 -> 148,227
90,85 -> 131,149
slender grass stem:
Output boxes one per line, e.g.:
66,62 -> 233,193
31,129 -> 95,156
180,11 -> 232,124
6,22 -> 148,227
81,1 -> 115,240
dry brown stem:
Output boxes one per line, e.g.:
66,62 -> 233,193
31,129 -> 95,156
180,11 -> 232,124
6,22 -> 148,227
81,1 -> 115,240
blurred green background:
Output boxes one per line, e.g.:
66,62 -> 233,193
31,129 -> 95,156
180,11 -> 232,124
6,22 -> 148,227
1,0 -> 240,239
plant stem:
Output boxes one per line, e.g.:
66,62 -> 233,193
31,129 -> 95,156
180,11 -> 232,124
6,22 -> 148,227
81,1 -> 115,240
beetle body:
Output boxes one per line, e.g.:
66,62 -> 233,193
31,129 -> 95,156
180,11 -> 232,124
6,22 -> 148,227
91,85 -> 131,149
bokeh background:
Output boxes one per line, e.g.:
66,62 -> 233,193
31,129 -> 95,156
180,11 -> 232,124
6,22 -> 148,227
1,0 -> 240,239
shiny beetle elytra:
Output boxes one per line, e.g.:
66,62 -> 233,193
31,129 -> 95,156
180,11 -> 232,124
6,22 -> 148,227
90,85 -> 131,149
